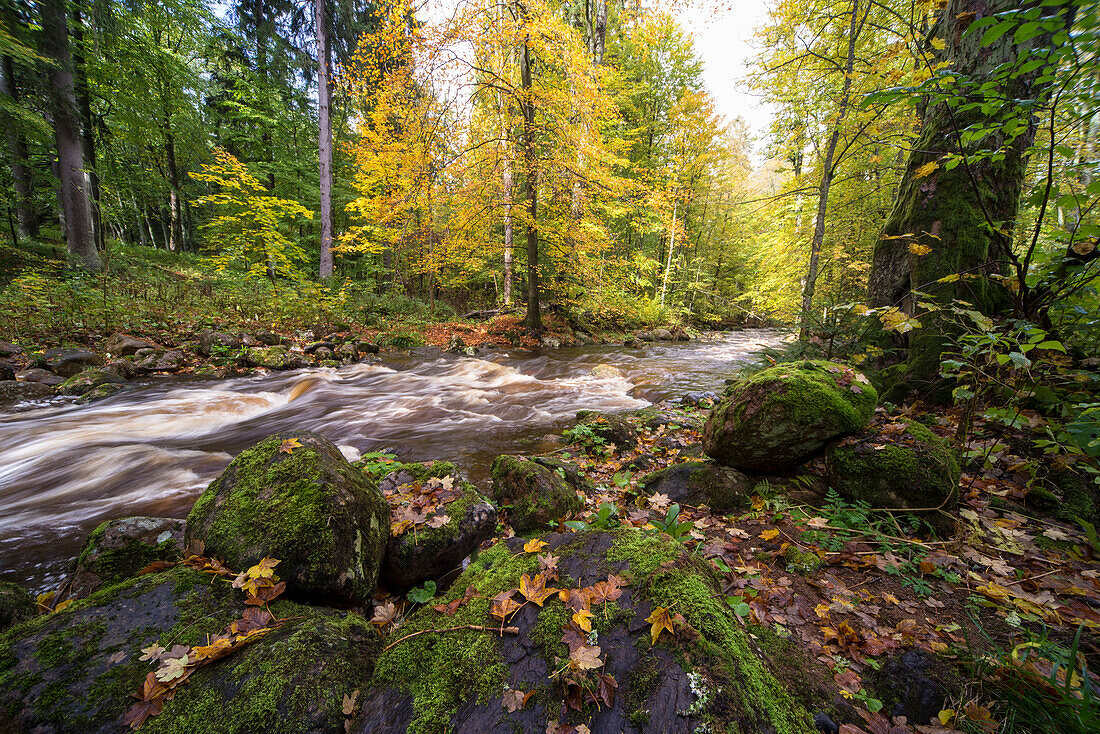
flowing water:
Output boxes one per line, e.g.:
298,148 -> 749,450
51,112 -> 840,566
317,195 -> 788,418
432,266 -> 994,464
0,329 -> 786,591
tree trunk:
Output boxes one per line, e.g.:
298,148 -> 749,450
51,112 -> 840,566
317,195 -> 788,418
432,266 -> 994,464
73,5 -> 102,253
659,198 -> 678,308
866,0 -> 1072,387
316,0 -> 334,280
594,0 -> 607,66
41,0 -> 99,271
502,158 -> 514,306
798,0 -> 863,340
519,3 -> 540,332
164,122 -> 182,252
1,55 -> 35,238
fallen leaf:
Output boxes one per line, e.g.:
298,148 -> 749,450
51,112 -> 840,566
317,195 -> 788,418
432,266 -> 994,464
648,492 -> 671,511
760,529 -> 780,541
647,606 -> 674,645
502,687 -> 534,712
569,643 -> 603,670
573,609 -> 595,633
491,590 -> 522,621
371,600 -> 400,629
280,438 -> 303,454
155,654 -> 190,683
519,574 -> 558,606
426,514 -> 451,529
342,690 -> 359,716
524,538 -> 549,554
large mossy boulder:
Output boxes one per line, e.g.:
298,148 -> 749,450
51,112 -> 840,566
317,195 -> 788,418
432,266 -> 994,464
185,431 -> 390,605
826,419 -> 960,533
637,461 -> 755,512
68,517 -> 186,599
0,567 -> 378,733
354,530 -> 813,734
379,462 -> 498,588
0,582 -> 35,632
703,360 -> 877,472
43,348 -> 101,378
57,369 -> 126,397
489,456 -> 585,533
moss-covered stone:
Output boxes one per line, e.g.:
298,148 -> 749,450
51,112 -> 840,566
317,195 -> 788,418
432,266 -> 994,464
185,431 -> 390,605
826,419 -> 960,534
573,411 -> 640,451
354,530 -> 814,734
637,460 -> 754,512
703,360 -> 877,472
68,516 -> 186,599
0,566 -> 377,733
489,455 -> 584,533
76,382 -> 127,403
0,581 -> 35,632
379,462 -> 498,587
57,368 -> 126,397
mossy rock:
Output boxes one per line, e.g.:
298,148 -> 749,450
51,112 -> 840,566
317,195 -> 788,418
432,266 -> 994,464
67,517 -> 186,599
489,456 -> 585,533
0,581 -> 35,632
637,461 -> 755,512
379,462 -> 498,588
1044,464 -> 1099,525
0,381 -> 54,405
242,346 -> 298,371
574,411 -> 640,451
826,420 -> 960,534
354,530 -> 814,734
0,567 -> 378,733
703,360 -> 877,472
57,369 -> 126,397
185,431 -> 390,605
76,383 -> 127,404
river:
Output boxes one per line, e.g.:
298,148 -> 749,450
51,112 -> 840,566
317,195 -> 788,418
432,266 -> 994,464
0,329 -> 785,591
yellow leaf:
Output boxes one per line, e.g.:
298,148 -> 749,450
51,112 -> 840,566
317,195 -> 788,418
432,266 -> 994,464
751,496 -> 766,511
760,529 -> 780,541
573,609 -> 595,633
908,242 -> 932,256
646,606 -> 675,645
913,161 -> 939,179
938,709 -> 955,725
523,539 -> 548,554
280,438 -> 303,454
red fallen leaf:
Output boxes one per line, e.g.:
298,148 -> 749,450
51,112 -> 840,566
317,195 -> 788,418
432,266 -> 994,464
433,586 -> 476,616
560,623 -> 588,654
490,590 -> 522,622
123,696 -> 165,729
137,560 -> 177,576
245,580 -> 286,605
595,672 -> 617,707
559,588 -> 591,613
834,668 -> 861,693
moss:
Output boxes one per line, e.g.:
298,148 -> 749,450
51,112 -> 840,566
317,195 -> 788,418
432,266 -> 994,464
490,455 -> 583,532
0,581 -> 36,631
1053,468 -> 1097,524
608,530 -> 811,734
783,546 -> 822,576
624,655 -> 662,728
370,541 -> 537,734
73,520 -> 183,589
185,431 -> 389,603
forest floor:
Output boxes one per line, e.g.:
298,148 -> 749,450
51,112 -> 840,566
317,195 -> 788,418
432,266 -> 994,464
509,400 -> 1100,733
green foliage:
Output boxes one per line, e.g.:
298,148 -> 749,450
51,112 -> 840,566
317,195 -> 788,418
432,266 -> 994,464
564,502 -> 621,532
562,422 -> 609,455
190,150 -> 314,280
651,503 -> 693,542
407,581 -> 437,605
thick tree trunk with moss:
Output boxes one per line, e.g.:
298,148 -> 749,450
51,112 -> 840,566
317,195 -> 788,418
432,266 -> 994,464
867,0 -> 1072,388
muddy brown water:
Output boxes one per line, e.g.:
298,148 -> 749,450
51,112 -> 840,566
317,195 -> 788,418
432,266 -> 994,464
0,329 -> 786,592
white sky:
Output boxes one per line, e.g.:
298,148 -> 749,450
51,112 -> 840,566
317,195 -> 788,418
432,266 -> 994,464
674,0 -> 776,157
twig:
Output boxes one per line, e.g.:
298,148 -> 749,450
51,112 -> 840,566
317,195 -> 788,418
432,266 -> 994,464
383,624 -> 520,652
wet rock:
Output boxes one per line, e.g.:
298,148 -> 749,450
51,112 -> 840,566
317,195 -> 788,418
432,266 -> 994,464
0,566 -> 378,734
313,346 -> 336,361
826,419 -> 959,533
256,330 -> 283,346
446,334 -> 466,353
0,342 -> 24,358
539,336 -> 562,349
489,455 -> 584,532
103,358 -> 136,380
703,360 -> 877,472
196,329 -> 240,356
653,328 -> 673,341
575,332 -> 597,346
379,462 -> 498,587
243,346 -> 296,371
590,363 -> 623,379
356,341 -> 380,355
57,368 -> 127,397
102,333 -> 158,356
637,330 -> 656,342
336,343 -> 359,361
680,391 -> 718,408
670,326 -> 691,341
305,341 -> 336,354
0,380 -> 55,404
0,361 -> 13,381
622,337 -> 642,348
185,431 -> 390,605
0,581 -> 35,632
76,383 -> 127,404
67,517 -> 186,599
574,411 -> 640,451
240,333 -> 260,347
354,530 -> 811,734
16,368 -> 64,386
44,347 -> 101,377
137,350 -> 186,373
409,346 -> 441,358
637,461 -> 755,512
873,650 -> 946,726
